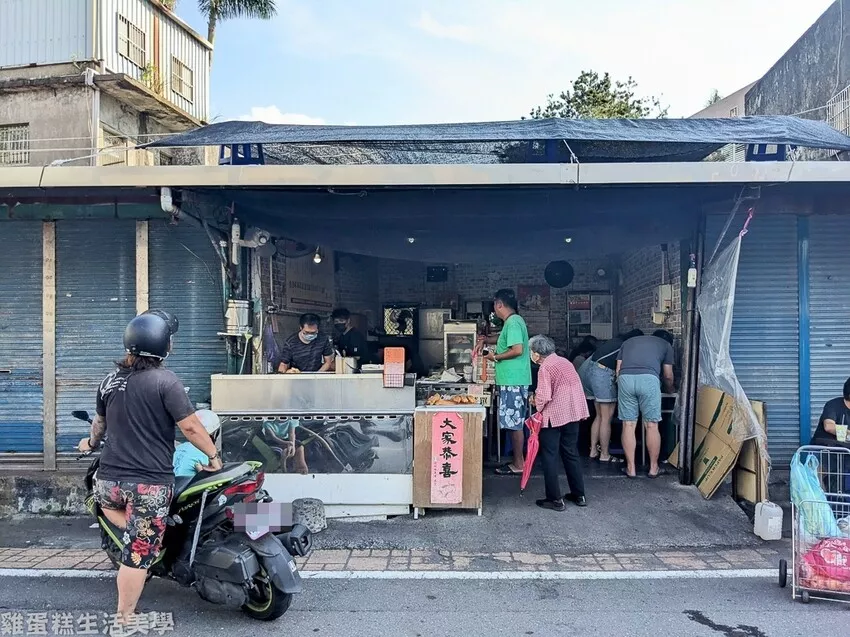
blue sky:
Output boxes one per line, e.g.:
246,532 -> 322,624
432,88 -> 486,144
173,0 -> 837,125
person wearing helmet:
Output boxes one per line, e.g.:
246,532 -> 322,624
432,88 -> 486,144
76,312 -> 222,625
172,410 -> 221,476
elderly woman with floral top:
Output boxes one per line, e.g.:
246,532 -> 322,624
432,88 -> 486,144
529,335 -> 590,511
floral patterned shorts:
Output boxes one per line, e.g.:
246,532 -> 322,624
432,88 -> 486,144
94,478 -> 173,569
498,385 -> 529,431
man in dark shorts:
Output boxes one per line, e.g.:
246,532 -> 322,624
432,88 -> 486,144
277,313 -> 335,373
77,312 -> 221,623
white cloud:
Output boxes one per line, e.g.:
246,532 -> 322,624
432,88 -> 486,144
414,10 -> 477,43
237,106 -> 325,125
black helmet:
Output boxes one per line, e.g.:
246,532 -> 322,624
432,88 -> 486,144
142,309 -> 179,335
124,314 -> 171,359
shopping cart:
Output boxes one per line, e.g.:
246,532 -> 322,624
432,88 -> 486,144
779,445 -> 850,604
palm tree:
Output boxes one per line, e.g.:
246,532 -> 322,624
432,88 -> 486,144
165,1 -> 277,64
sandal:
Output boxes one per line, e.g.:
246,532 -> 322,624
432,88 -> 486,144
494,464 -> 522,475
599,455 -> 624,464
647,468 -> 669,479
621,468 -> 637,479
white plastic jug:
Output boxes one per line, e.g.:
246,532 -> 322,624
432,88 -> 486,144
754,501 -> 783,541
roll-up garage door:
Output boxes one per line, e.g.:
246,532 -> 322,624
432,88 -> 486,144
0,222 -> 43,455
705,214 -> 800,465
55,220 -> 136,453
808,215 -> 850,439
149,220 -> 225,406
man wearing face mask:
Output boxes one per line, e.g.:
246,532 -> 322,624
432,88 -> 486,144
277,313 -> 334,373
331,308 -> 370,368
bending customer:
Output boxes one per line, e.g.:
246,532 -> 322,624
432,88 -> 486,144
616,329 -> 675,478
585,330 -> 643,462
529,335 -> 590,511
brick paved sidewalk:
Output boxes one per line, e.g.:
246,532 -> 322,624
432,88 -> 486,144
0,546 -> 785,573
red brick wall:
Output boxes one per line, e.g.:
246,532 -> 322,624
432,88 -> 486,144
377,258 -> 613,346
616,242 -> 682,341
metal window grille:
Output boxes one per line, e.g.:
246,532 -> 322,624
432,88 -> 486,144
827,85 -> 850,136
170,57 -> 194,102
383,307 -> 416,336
729,106 -> 739,118
0,124 -> 30,166
118,15 -> 146,68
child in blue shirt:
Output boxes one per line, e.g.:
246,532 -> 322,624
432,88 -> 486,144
173,409 -> 222,477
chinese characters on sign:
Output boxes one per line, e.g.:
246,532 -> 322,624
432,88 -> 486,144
430,412 -> 464,504
0,612 -> 174,637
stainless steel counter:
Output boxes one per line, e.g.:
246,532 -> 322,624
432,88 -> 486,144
210,373 -> 416,416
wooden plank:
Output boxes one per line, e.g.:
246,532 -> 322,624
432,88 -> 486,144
413,407 -> 484,511
42,221 -> 56,471
136,220 -> 149,313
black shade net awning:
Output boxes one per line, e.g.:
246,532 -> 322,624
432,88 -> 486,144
144,116 -> 850,164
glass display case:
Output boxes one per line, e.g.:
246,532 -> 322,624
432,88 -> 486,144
443,321 -> 477,378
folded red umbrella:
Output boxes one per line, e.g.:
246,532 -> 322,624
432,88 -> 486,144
520,412 -> 543,493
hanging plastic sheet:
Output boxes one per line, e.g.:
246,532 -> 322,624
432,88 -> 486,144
696,211 -> 770,467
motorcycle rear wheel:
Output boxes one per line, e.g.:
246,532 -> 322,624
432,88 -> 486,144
241,567 -> 292,621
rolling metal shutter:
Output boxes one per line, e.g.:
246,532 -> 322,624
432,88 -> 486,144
0,222 -> 43,454
148,220 -> 225,406
808,215 -> 850,437
55,221 -> 136,453
706,214 -> 800,465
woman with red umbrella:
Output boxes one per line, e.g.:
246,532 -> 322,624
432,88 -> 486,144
527,335 -> 590,511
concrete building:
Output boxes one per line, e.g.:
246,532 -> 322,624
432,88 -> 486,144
0,0 -> 211,167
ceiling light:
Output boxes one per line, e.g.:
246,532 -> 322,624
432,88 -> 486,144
407,237 -> 416,244
564,237 -> 573,244
313,246 -> 323,264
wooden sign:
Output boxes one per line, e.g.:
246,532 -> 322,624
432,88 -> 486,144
430,412 -> 464,504
413,407 -> 484,516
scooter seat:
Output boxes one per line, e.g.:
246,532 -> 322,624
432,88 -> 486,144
173,462 -> 256,501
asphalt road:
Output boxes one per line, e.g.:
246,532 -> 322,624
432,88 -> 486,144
0,574 -> 844,637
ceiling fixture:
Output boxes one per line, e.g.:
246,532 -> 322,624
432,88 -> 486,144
407,237 -> 416,244
313,246 -> 323,264
564,237 -> 573,244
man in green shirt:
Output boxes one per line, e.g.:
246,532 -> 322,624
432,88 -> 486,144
481,289 -> 531,475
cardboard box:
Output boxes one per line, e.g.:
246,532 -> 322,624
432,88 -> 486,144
668,385 -> 766,500
732,401 -> 768,504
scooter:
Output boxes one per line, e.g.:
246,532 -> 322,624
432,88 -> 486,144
73,410 -> 312,622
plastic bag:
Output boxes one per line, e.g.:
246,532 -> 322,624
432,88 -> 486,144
800,538 -> 850,590
791,451 -> 841,540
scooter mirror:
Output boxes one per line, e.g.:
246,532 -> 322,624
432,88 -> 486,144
71,410 -> 90,422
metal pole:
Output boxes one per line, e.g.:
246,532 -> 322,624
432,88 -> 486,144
678,222 -> 705,485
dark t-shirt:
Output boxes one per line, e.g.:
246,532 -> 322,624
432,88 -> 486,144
338,328 -> 370,365
591,338 -> 623,370
811,397 -> 850,444
96,367 -> 195,485
617,335 -> 674,378
278,332 -> 334,372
